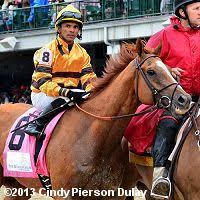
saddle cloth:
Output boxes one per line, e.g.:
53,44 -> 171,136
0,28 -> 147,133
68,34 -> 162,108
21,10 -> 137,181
3,107 -> 65,178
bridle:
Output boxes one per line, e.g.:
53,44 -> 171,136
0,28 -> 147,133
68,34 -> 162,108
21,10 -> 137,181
135,55 -> 179,109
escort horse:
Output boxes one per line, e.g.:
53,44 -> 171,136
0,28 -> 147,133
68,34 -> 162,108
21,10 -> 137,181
0,39 -> 191,200
132,105 -> 200,200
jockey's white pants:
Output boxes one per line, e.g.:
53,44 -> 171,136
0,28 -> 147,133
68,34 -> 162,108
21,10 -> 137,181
31,92 -> 70,111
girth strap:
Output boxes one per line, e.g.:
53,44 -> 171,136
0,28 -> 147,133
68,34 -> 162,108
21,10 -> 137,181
38,174 -> 52,191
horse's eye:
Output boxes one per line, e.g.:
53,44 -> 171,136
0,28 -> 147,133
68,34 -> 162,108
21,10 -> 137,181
147,70 -> 156,76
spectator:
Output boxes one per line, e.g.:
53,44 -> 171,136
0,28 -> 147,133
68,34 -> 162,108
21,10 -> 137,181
0,10 -> 6,31
22,0 -> 30,7
3,92 -> 10,103
0,92 -> 10,103
18,94 -> 28,103
5,3 -> 18,31
1,0 -> 9,10
160,0 -> 172,13
0,83 -> 31,104
28,0 -> 49,28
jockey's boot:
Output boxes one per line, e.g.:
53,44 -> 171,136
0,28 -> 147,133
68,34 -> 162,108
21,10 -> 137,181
150,111 -> 182,199
24,98 -> 67,138
151,167 -> 171,199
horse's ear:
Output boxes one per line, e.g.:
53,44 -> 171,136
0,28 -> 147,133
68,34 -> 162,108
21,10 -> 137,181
136,38 -> 145,58
154,42 -> 162,56
145,42 -> 162,56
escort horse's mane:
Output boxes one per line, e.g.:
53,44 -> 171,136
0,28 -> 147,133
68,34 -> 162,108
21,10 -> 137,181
93,42 -> 137,92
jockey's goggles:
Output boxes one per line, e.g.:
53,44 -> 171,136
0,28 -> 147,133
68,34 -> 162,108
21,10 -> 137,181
57,11 -> 82,22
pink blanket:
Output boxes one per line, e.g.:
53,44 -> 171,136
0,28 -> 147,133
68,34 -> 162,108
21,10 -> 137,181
3,108 -> 64,178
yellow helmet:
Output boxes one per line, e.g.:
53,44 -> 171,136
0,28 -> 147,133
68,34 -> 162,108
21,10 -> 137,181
55,4 -> 83,29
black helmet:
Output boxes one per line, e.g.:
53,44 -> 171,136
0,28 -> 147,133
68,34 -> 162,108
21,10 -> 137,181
175,0 -> 200,18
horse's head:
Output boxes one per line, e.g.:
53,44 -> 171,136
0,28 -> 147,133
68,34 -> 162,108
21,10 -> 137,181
132,39 -> 191,118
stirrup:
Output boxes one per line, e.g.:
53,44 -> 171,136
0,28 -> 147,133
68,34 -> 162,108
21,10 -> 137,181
36,126 -> 46,140
150,176 -> 171,199
24,124 -> 46,140
36,130 -> 44,140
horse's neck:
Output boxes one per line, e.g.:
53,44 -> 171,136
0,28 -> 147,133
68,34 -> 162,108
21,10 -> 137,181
92,64 -> 138,112
84,64 -> 139,151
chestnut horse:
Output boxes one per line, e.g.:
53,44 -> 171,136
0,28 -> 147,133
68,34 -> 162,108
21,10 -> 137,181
0,39 -> 191,200
173,113 -> 200,200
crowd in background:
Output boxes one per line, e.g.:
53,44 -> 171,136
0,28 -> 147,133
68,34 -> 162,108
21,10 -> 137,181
0,0 -> 173,32
0,84 -> 31,104
0,0 -> 101,31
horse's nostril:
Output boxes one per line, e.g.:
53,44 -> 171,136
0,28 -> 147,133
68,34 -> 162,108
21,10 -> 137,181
178,95 -> 186,104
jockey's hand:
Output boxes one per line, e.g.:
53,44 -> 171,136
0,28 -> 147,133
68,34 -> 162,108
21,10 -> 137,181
67,89 -> 86,102
171,68 -> 184,80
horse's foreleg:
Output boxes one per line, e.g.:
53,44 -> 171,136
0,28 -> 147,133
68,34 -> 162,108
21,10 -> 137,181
135,165 -> 153,189
3,177 -> 31,200
0,164 -> 5,187
136,181 -> 154,200
119,163 -> 142,200
120,163 -> 141,189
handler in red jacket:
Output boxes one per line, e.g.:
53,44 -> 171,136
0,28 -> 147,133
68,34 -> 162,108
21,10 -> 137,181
126,0 -> 200,199
147,0 -> 200,198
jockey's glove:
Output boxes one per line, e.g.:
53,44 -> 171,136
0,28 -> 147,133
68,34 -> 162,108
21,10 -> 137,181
67,89 -> 87,102
59,88 -> 90,102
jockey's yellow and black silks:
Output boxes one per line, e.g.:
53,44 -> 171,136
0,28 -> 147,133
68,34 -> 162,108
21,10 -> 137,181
30,36 -> 96,96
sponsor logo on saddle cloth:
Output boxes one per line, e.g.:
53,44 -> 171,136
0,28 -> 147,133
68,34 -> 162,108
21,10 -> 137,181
3,107 -> 65,178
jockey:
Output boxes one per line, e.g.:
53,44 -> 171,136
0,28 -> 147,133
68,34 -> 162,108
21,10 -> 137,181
145,0 -> 200,199
24,4 -> 96,138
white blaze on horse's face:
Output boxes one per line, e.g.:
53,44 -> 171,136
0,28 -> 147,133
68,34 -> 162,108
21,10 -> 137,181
155,60 -> 176,82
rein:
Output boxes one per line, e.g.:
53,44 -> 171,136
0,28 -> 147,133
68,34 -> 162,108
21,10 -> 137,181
14,55 -> 180,130
75,104 -> 157,121
190,98 -> 200,149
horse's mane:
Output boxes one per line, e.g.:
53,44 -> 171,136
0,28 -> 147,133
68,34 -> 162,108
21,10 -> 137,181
92,42 -> 138,93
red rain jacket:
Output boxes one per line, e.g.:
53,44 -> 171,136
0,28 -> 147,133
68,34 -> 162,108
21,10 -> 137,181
146,16 -> 200,95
